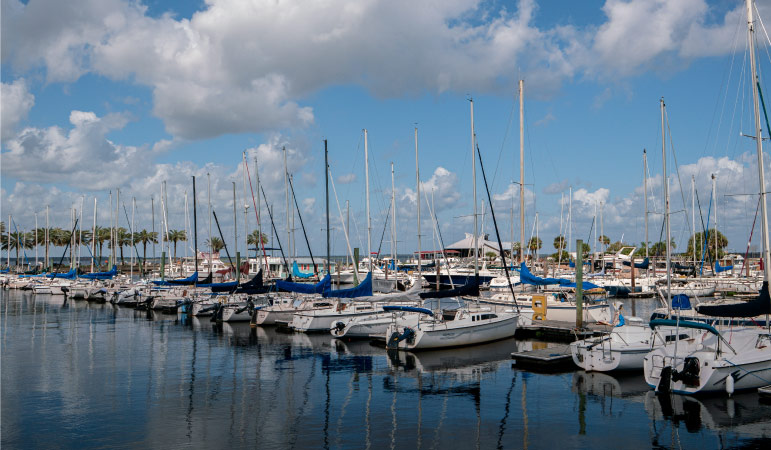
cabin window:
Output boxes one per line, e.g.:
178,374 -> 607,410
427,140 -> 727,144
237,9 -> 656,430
479,314 -> 497,320
472,316 -> 476,322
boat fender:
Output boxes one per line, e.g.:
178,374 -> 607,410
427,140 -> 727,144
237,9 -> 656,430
726,374 -> 735,397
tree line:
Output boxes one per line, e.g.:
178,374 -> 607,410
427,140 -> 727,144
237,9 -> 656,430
1,221 -> 270,267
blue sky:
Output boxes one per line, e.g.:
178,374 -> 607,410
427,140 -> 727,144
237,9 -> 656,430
3,0 -> 771,260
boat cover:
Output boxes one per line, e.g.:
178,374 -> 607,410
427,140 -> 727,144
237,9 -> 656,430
292,261 -> 315,279
277,273 -> 332,294
695,282 -> 771,317
323,272 -> 372,298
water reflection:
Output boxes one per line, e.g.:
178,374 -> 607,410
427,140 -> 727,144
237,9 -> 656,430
2,291 -> 770,449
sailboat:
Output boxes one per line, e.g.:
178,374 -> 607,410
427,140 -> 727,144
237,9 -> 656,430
643,0 -> 771,395
386,98 -> 520,350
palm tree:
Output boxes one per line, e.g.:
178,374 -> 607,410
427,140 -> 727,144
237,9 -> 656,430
205,237 -> 225,253
553,235 -> 566,251
93,226 -> 112,267
247,230 -> 269,246
114,227 -> 133,265
1,231 -> 33,267
528,237 -> 542,252
165,229 -> 187,262
134,230 -> 158,262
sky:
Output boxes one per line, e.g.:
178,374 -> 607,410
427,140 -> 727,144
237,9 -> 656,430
3,0 -> 771,262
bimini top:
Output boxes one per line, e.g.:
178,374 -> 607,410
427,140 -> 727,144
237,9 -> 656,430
649,318 -> 719,336
382,305 -> 433,316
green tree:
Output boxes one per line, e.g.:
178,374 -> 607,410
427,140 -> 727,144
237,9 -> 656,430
165,229 -> 187,262
598,235 -> 610,249
114,227 -> 133,265
485,251 -> 497,260
528,237 -> 542,252
553,235 -> 566,252
134,230 -> 158,262
206,237 -> 225,253
649,238 -> 676,257
607,241 -> 632,253
247,230 -> 269,246
1,231 -> 33,266
93,226 -> 112,265
685,229 -> 727,261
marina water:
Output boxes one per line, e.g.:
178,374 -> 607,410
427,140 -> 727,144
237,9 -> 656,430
2,290 -> 770,448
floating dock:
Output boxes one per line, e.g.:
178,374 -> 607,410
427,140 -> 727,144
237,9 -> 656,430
516,320 -> 607,342
511,343 -> 575,372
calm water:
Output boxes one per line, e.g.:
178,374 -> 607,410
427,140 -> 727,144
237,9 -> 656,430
2,290 -> 770,449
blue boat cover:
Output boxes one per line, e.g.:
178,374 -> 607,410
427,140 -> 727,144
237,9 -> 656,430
382,305 -> 433,316
198,280 -> 238,290
622,258 -> 649,269
277,273 -> 332,294
48,269 -> 77,280
559,280 -> 601,290
696,281 -> 771,318
520,263 -> 600,289
519,263 -> 570,286
672,294 -> 691,310
152,271 -> 199,286
292,261 -> 315,279
80,265 -> 117,280
419,279 -> 479,298
568,260 -> 590,268
715,260 -> 733,273
323,272 -> 372,298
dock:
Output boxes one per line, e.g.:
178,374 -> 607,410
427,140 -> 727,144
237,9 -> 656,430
515,320 -> 608,342
511,344 -> 575,372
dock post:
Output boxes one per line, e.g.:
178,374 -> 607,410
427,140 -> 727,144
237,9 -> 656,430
161,251 -> 166,281
576,239 -> 583,329
236,252 -> 241,282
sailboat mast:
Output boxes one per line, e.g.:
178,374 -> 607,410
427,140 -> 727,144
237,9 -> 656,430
193,176 -> 199,276
91,199 -> 96,273
644,150 -> 649,263
325,140 -> 331,274
712,174 -> 717,267
242,152 -> 249,262
45,205 -> 49,270
131,197 -> 135,279
255,156 -> 265,271
78,197 -> 84,269
364,129 -> 372,274
34,213 -> 38,268
391,162 -> 397,267
233,181 -> 238,277
415,127 -> 422,276
747,0 -> 771,283
661,98 -> 672,317
284,146 -> 291,271
519,80 -> 525,263
470,99 -> 478,276
207,173 -> 212,274
692,176 -> 696,267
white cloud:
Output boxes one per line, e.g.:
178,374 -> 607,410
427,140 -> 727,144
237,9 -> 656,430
1,79 -> 35,140
1,110 -> 156,190
337,173 -> 357,184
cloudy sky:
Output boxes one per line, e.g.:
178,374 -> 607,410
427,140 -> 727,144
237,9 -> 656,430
3,0 -> 771,261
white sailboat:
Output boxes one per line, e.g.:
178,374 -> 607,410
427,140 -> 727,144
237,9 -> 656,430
643,0 -> 771,395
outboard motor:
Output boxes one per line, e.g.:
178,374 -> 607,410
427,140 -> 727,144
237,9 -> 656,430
333,321 -> 346,336
672,357 -> 701,387
387,327 -> 415,349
